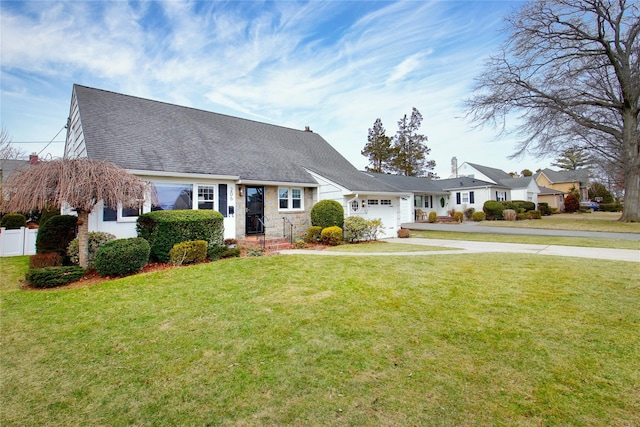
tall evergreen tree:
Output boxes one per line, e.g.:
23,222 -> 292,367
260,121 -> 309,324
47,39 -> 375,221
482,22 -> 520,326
361,118 -> 394,173
390,108 -> 435,177
551,146 -> 593,170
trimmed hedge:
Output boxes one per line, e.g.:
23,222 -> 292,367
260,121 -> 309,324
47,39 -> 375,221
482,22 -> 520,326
321,226 -> 343,246
67,231 -> 116,268
1,213 -> 27,229
35,215 -> 78,261
25,266 -> 84,289
169,240 -> 208,265
29,253 -> 63,269
472,211 -> 486,222
428,211 -> 437,223
137,210 -> 224,263
483,201 -> 504,220
453,211 -> 464,223
95,238 -> 150,277
538,202 -> 551,216
529,210 -> 542,219
310,200 -> 344,229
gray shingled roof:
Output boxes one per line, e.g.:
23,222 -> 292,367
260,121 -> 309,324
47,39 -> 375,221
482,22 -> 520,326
363,172 -> 448,194
0,159 -> 30,183
536,168 -> 590,184
73,85 -> 398,193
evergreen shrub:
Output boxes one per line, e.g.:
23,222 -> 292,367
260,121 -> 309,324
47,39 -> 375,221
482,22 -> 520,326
453,211 -> 464,223
29,253 -> 63,269
321,226 -> 343,246
137,210 -> 224,263
25,266 -> 84,289
343,216 -> 369,242
304,226 -> 323,243
95,238 -> 150,277
564,194 -> 580,213
67,231 -> 116,268
538,202 -> 550,216
35,215 -> 78,262
464,208 -> 475,220
428,211 -> 437,223
472,211 -> 486,222
599,203 -> 622,212
483,201 -> 504,220
310,200 -> 344,229
169,240 -> 208,265
529,210 -> 542,219
1,213 -> 27,229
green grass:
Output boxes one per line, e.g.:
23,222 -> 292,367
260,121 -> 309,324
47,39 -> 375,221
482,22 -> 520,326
2,255 -> 639,426
409,230 -> 640,250
483,212 -> 640,234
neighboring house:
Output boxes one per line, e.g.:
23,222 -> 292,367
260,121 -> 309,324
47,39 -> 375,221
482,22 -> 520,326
0,154 -> 39,187
456,162 -> 540,204
537,186 -> 566,211
535,168 -> 590,202
63,85 -> 405,241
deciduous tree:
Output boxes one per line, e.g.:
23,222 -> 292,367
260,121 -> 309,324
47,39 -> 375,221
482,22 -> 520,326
1,158 -> 147,268
466,0 -> 639,221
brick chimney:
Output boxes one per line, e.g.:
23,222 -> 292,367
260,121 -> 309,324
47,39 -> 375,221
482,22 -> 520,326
29,153 -> 39,165
304,126 -> 313,132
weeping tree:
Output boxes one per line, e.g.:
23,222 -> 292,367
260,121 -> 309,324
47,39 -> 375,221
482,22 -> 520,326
1,158 -> 147,268
466,0 -> 639,222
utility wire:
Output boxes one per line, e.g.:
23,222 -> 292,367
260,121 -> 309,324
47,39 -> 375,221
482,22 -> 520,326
37,125 -> 67,156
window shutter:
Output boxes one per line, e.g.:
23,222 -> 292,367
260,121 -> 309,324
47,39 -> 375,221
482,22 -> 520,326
219,184 -> 228,217
456,192 -> 461,204
470,191 -> 475,204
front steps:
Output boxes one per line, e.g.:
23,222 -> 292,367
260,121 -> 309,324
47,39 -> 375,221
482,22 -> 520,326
238,236 -> 293,251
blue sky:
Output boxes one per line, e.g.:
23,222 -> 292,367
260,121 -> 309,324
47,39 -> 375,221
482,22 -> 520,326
1,0 -> 548,178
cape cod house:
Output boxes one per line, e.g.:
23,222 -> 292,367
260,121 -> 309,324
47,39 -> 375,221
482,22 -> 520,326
63,85 -> 406,241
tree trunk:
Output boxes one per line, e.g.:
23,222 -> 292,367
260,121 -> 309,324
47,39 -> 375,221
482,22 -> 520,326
77,210 -> 90,268
619,111 -> 640,222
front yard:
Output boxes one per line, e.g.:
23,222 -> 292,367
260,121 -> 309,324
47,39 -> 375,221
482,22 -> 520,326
1,251 -> 638,426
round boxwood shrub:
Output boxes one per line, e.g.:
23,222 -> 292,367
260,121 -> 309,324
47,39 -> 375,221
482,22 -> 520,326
529,210 -> 542,219
169,240 -> 208,265
453,211 -> 464,223
35,215 -> 78,261
483,201 -> 504,220
25,266 -> 85,289
321,226 -> 343,246
95,238 -> 150,277
428,211 -> 437,223
1,213 -> 27,229
67,231 -> 116,268
304,226 -> 322,243
310,200 -> 344,229
472,211 -> 486,222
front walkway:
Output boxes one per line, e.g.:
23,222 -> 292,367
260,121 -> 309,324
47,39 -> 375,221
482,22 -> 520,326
280,238 -> 640,263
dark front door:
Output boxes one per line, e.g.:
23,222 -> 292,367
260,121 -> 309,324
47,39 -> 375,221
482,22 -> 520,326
245,186 -> 264,235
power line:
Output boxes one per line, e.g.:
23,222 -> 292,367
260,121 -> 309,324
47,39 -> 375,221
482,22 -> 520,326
12,141 -> 65,144
37,125 -> 67,156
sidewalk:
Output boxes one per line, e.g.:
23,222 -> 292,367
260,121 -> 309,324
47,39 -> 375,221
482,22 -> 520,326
280,238 -> 640,263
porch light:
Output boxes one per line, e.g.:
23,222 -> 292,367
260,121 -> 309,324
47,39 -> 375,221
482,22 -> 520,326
239,186 -> 244,197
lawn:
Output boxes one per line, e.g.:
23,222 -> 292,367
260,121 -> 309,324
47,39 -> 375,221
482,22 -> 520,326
2,254 -> 638,426
482,212 -> 640,234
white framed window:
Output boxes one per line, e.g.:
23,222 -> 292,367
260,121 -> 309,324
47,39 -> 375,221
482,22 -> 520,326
367,199 -> 379,206
381,199 -> 392,205
496,191 -> 508,202
279,187 -> 303,210
197,185 -> 215,210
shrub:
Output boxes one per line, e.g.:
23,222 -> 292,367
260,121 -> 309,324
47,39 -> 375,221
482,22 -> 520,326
25,266 -> 84,289
529,210 -> 542,219
428,211 -> 437,223
67,231 -> 116,268
453,211 -> 464,223
37,203 -> 60,228
599,202 -> 622,212
304,226 -> 323,243
472,211 -> 486,222
503,200 -> 536,212
137,210 -> 224,263
366,218 -> 384,241
310,200 -> 344,229
207,244 -> 228,260
483,201 -> 504,220
503,209 -> 517,221
1,213 -> 27,229
95,238 -> 150,277
321,226 -> 343,246
464,208 -> 475,220
397,228 -> 410,238
564,194 -> 580,213
538,202 -> 550,216
169,240 -> 208,266
246,247 -> 264,257
29,253 -> 63,269
343,216 -> 369,242
35,215 -> 78,262
294,239 -> 308,249
221,247 -> 241,258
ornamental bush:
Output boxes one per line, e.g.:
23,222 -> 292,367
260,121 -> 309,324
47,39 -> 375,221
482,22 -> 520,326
67,231 -> 116,268
29,253 -> 63,269
137,210 -> 224,263
428,211 -> 437,223
1,213 -> 27,229
453,211 -> 464,223
25,266 -> 84,289
397,228 -> 410,238
343,216 -> 369,242
304,226 -> 323,243
94,238 -> 150,277
169,240 -> 208,265
483,201 -> 504,220
35,215 -> 78,262
503,209 -> 517,221
472,211 -> 486,222
564,194 -> 580,213
464,208 -> 475,220
529,210 -> 542,220
538,202 -> 550,216
321,226 -> 343,246
310,200 -> 344,229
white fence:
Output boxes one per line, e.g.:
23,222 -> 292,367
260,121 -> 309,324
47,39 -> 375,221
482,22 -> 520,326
0,227 -> 38,257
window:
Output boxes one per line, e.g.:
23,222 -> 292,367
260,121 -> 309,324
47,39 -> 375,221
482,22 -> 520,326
367,199 -> 379,206
278,187 -> 303,210
381,199 -> 391,205
122,206 -> 142,217
414,195 -> 422,207
462,192 -> 470,203
103,205 -> 117,222
197,185 -> 214,210
496,191 -> 507,202
151,183 -> 193,211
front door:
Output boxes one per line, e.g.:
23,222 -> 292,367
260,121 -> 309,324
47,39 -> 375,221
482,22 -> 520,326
245,186 -> 264,235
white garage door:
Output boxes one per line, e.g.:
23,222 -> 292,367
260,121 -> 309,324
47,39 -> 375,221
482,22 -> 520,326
365,199 -> 397,239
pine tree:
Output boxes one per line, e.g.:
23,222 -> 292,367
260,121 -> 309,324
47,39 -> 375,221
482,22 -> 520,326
551,146 -> 593,170
361,118 -> 394,173
390,108 -> 435,177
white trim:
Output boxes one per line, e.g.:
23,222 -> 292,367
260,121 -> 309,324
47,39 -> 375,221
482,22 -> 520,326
238,179 -> 318,187
126,169 -> 239,181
